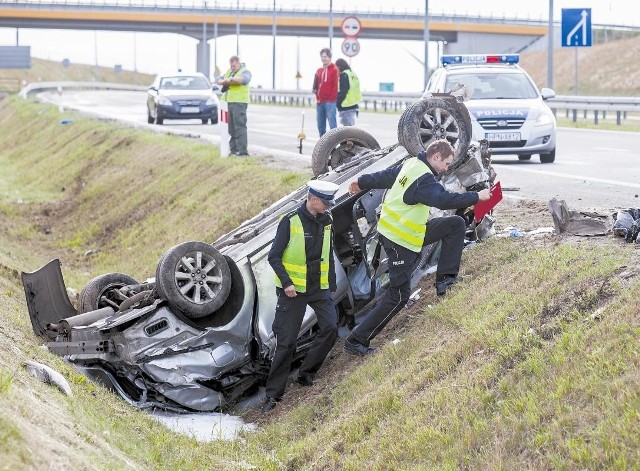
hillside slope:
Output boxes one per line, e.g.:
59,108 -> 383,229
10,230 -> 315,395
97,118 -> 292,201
521,34 -> 640,95
0,98 -> 639,469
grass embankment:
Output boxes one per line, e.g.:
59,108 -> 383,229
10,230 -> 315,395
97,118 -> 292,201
1,98 -> 639,469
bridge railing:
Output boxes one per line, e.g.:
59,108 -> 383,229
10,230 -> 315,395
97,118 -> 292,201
18,81 -> 640,126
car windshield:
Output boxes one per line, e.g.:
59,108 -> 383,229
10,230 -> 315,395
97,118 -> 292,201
159,76 -> 210,90
444,72 -> 538,100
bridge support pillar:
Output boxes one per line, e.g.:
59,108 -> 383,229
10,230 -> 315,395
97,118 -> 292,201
197,40 -> 211,78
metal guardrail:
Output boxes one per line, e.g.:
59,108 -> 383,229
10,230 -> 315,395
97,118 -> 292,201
19,81 -> 147,98
19,82 -> 640,125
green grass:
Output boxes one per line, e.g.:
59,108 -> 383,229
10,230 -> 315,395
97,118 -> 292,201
0,96 -> 639,469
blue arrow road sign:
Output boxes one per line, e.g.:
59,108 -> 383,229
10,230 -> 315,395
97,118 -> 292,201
562,8 -> 592,47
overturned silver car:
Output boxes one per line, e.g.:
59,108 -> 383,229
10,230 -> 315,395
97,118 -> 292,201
22,93 -> 498,412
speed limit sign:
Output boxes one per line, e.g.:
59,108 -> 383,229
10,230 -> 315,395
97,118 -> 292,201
341,37 -> 360,57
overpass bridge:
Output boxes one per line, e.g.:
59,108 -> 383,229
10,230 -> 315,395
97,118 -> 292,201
0,2 -> 551,74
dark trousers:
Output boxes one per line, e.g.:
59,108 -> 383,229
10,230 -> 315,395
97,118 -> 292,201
265,288 -> 338,399
349,215 -> 466,347
228,102 -> 248,155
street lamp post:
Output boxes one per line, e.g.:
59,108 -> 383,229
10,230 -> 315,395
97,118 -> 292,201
328,0 -> 333,50
202,1 -> 208,76
272,0 -> 276,90
547,0 -> 554,89
424,0 -> 429,90
236,0 -> 240,55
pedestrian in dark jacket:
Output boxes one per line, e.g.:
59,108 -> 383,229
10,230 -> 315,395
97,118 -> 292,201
261,180 -> 340,412
335,58 -> 362,126
343,139 -> 491,356
312,48 -> 339,137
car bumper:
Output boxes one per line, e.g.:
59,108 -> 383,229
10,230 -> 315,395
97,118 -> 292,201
472,120 -> 556,155
157,104 -> 218,120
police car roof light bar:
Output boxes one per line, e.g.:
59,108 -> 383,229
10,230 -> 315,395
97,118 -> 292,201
441,54 -> 519,66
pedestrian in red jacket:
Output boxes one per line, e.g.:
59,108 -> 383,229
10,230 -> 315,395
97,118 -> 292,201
312,48 -> 339,137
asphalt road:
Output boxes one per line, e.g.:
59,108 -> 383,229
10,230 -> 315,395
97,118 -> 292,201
40,89 -> 640,211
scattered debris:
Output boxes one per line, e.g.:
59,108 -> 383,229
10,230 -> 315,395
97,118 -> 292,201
496,226 -> 555,239
612,208 -> 640,242
405,288 -> 421,308
23,360 -> 73,396
548,198 -> 611,236
84,249 -> 99,257
392,339 -> 401,345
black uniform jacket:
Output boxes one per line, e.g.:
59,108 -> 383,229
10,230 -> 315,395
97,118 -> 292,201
268,203 -> 337,294
357,151 -> 480,210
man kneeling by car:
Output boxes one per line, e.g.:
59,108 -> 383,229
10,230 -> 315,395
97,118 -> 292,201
261,180 -> 340,413
344,139 -> 491,357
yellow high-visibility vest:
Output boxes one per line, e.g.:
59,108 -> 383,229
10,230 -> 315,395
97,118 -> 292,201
377,158 -> 431,252
275,214 -> 331,292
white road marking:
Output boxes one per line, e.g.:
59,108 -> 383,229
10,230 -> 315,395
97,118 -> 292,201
494,165 -> 640,189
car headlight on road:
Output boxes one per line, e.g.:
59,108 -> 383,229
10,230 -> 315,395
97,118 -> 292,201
158,96 -> 172,106
205,97 -> 216,106
535,113 -> 554,127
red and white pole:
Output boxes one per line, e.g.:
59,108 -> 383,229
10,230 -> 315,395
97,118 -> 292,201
219,100 -> 230,158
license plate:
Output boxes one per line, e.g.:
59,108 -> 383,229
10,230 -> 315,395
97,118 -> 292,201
486,132 -> 520,141
180,106 -> 200,114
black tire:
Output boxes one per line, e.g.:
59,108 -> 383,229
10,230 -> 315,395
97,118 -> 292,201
311,127 -> 381,177
211,115 -> 219,125
518,155 -> 532,161
157,118 -> 164,125
78,273 -> 138,314
201,118 -> 209,124
155,241 -> 232,319
398,96 -> 471,166
540,149 -> 556,164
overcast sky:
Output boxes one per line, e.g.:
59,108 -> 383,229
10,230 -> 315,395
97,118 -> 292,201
0,0 -> 637,92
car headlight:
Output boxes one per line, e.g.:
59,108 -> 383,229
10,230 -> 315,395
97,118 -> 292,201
158,96 -> 172,106
535,113 -> 554,127
205,97 -> 217,106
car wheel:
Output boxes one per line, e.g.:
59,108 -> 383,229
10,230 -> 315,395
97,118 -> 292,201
518,155 -> 532,161
201,118 -> 209,124
157,118 -> 164,125
211,115 -> 219,125
78,273 -> 139,314
540,149 -> 556,164
398,96 -> 471,166
155,241 -> 232,319
311,127 -> 381,177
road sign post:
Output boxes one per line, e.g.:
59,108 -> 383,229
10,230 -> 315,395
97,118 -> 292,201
561,8 -> 592,95
340,16 -> 361,58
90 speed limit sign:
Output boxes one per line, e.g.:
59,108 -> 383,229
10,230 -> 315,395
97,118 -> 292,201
341,37 -> 360,57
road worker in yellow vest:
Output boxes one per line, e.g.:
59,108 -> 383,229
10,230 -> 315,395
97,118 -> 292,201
343,139 -> 491,356
217,55 -> 252,156
262,180 -> 340,412
335,58 -> 362,126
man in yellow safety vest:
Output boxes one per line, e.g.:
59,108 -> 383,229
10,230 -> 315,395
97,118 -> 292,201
261,180 -> 340,412
217,56 -> 252,156
343,140 -> 491,356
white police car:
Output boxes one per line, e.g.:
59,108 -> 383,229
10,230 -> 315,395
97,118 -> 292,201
423,54 -> 557,163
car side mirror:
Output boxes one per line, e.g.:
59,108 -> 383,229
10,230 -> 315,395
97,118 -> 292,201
148,86 -> 157,92
540,87 -> 556,100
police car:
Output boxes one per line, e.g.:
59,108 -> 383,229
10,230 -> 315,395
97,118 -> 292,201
423,54 -> 557,163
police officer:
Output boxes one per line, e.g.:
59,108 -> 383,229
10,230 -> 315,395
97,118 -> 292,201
261,180 -> 340,412
335,58 -> 362,126
343,139 -> 491,356
217,56 -> 252,156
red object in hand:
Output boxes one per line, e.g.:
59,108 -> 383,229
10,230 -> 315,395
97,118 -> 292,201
473,181 -> 503,223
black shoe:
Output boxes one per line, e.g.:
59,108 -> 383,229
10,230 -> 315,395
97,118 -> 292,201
343,338 -> 376,356
296,374 -> 315,387
435,275 -> 461,296
261,396 -> 278,413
